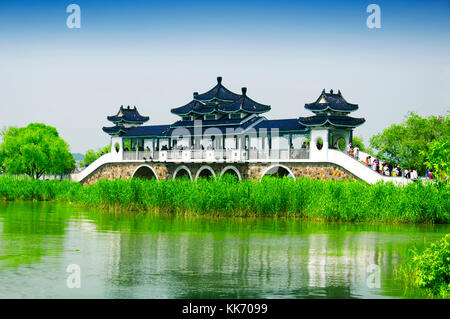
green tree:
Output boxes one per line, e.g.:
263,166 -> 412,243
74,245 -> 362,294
352,136 -> 367,153
423,138 -> 449,184
0,123 -> 75,179
0,149 -> 4,173
370,111 -> 450,174
0,127 -> 4,172
80,144 -> 111,167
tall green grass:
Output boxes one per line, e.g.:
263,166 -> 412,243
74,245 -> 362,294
0,175 -> 448,223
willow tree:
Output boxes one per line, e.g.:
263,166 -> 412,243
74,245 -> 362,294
0,123 -> 75,179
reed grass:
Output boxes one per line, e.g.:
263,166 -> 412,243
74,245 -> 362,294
0,175 -> 448,223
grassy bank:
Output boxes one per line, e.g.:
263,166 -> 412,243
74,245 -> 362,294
398,234 -> 450,298
0,176 -> 448,223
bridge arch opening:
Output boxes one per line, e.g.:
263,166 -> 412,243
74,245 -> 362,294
173,165 -> 193,180
132,165 -> 158,180
220,166 -> 241,181
260,165 -> 295,180
196,166 -> 216,181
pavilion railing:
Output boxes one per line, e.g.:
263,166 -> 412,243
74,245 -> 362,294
122,148 -> 310,162
123,151 -> 136,160
290,149 -> 309,159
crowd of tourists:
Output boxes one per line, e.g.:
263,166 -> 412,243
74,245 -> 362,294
345,142 -> 432,180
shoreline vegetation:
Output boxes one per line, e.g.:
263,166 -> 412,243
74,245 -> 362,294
398,234 -> 450,299
0,176 -> 448,223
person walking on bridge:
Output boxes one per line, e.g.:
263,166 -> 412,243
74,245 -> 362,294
374,157 -> 380,173
354,145 -> 360,161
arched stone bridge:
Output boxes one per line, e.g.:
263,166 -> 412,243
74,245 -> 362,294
78,161 -> 356,185
72,150 -> 409,185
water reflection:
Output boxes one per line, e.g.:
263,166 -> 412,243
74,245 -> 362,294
0,202 -> 67,269
0,202 -> 448,298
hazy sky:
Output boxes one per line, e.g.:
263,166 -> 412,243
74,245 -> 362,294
0,0 -> 449,153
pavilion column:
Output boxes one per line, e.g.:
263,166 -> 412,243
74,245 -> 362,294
246,135 -> 250,160
288,133 -> 292,159
136,138 -> 138,160
328,131 -> 332,148
268,132 -> 272,151
152,138 -> 155,159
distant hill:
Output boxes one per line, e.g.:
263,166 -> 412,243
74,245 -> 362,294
71,153 -> 84,161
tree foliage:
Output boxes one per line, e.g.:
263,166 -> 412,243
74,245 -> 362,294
0,123 -> 75,179
400,234 -> 450,299
352,136 -> 368,153
0,127 -> 6,170
80,144 -> 110,167
423,138 -> 449,184
370,111 -> 450,174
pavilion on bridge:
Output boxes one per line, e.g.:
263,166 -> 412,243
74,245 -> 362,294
102,77 -> 365,162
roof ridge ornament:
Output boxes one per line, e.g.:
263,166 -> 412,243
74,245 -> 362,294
330,89 -> 334,94
241,87 -> 247,95
217,76 -> 222,84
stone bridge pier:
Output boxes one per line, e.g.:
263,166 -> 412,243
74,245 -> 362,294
81,161 -> 356,185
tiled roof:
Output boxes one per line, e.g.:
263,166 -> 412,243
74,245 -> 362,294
194,76 -> 241,101
171,78 -> 270,115
170,100 -> 215,115
163,116 -> 263,136
171,114 -> 254,128
107,106 -> 149,123
305,89 -> 358,112
121,125 -> 171,137
102,126 -> 129,136
217,88 -> 270,114
298,115 -> 365,127
254,119 -> 307,132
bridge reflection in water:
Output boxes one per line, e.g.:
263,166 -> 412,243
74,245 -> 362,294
96,216 -> 440,299
0,203 -> 446,298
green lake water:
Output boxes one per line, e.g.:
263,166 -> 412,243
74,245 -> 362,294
0,201 -> 448,299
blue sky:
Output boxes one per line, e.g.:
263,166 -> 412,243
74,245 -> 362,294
0,0 -> 449,152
